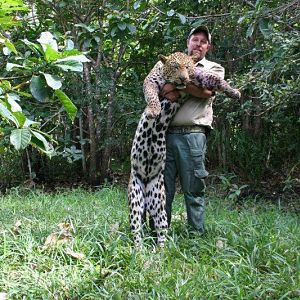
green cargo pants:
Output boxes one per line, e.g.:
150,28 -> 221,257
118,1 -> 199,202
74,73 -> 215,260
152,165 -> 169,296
164,131 -> 208,233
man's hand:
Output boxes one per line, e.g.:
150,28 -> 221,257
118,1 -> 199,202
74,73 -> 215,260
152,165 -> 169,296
160,83 -> 180,103
184,83 -> 214,98
161,82 -> 214,103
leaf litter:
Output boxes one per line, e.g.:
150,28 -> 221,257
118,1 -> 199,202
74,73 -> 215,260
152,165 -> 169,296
42,221 -> 85,260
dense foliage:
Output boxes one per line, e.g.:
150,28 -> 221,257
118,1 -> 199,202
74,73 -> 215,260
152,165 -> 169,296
0,0 -> 299,194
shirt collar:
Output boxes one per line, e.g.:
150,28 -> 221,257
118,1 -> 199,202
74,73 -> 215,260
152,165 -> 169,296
195,57 -> 207,67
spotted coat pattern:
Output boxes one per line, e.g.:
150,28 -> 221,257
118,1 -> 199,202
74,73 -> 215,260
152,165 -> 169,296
128,52 -> 240,247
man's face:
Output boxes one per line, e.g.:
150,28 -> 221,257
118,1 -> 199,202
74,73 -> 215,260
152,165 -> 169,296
187,32 -> 210,61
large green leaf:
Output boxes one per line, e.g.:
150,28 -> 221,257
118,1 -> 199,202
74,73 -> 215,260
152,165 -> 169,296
10,128 -> 31,150
54,55 -> 90,72
12,111 -> 26,128
0,34 -> 18,55
177,13 -> 186,24
6,63 -> 26,71
30,130 -> 50,149
43,73 -> 62,90
54,90 -> 77,121
23,118 -> 40,128
246,23 -> 255,39
133,0 -> 141,10
0,0 -> 28,12
56,55 -> 90,63
61,49 -> 82,58
65,39 -> 74,50
30,129 -> 55,157
54,53 -> 89,72
127,24 -> 136,34
0,16 -> 20,29
44,44 -> 60,62
29,75 -> 51,102
54,61 -> 83,72
74,23 -> 95,33
0,0 -> 27,29
21,39 -> 43,55
0,101 -> 19,127
117,22 -> 127,31
37,31 -> 58,52
259,18 -> 270,38
7,93 -> 22,112
167,9 -> 175,16
4,38 -> 17,54
0,80 -> 11,92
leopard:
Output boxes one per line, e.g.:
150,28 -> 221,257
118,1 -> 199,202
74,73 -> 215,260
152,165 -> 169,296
128,52 -> 241,247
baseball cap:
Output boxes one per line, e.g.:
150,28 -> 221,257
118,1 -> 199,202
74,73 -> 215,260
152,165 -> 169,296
188,25 -> 212,43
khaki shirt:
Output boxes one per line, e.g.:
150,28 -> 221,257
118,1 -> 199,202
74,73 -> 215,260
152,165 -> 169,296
170,57 -> 225,129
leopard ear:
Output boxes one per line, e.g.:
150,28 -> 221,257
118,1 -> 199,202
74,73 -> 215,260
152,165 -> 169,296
158,54 -> 168,64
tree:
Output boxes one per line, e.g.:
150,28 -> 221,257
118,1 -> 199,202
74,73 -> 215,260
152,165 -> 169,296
1,0 -> 299,191
0,0 -> 89,181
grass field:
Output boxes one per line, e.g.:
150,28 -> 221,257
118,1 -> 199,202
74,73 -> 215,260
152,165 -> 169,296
0,187 -> 299,299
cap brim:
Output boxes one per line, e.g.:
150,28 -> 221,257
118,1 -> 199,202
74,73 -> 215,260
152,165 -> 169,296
188,25 -> 211,43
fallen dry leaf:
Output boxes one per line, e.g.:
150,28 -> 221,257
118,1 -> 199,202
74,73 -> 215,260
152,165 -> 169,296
65,247 -> 85,260
101,268 -> 111,278
109,223 -> 119,233
58,222 -> 72,232
143,260 -> 152,269
42,222 -> 75,250
28,262 -> 37,270
12,220 -> 22,234
216,239 -> 225,250
43,232 -> 72,249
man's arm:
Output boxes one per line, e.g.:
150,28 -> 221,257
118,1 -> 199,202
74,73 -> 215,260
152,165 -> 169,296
161,63 -> 225,102
184,64 -> 225,98
184,84 -> 214,98
160,83 -> 180,102
161,83 -> 213,103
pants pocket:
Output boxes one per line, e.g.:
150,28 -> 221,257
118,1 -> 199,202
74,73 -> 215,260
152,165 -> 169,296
189,149 -> 208,194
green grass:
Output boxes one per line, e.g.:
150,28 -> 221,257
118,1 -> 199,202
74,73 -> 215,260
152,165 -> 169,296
0,187 -> 299,299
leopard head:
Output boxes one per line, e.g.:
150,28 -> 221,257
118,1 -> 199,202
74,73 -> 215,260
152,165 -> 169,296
158,52 -> 196,85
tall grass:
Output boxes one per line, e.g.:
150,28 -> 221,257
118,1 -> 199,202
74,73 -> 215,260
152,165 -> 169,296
0,187 -> 299,299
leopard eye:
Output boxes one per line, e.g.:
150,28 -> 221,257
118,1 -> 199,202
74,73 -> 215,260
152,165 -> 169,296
171,62 -> 180,69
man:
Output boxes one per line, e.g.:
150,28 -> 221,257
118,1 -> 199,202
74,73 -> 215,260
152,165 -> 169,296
161,26 -> 225,234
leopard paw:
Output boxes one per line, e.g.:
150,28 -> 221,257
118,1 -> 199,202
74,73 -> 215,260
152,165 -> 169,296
233,89 -> 241,99
145,106 -> 161,119
226,89 -> 241,99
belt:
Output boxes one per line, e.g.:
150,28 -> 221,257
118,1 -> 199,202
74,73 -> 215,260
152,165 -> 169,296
167,125 -> 207,134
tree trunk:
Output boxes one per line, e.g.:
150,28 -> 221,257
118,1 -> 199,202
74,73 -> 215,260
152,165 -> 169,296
253,97 -> 262,138
220,125 -> 227,169
83,63 -> 98,185
79,110 -> 87,175
94,69 -> 103,165
100,71 -> 117,182
215,117 -> 227,170
241,96 -> 250,132
87,105 -> 98,184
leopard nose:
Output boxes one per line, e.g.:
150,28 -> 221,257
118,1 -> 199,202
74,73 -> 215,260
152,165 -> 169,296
179,75 -> 189,82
